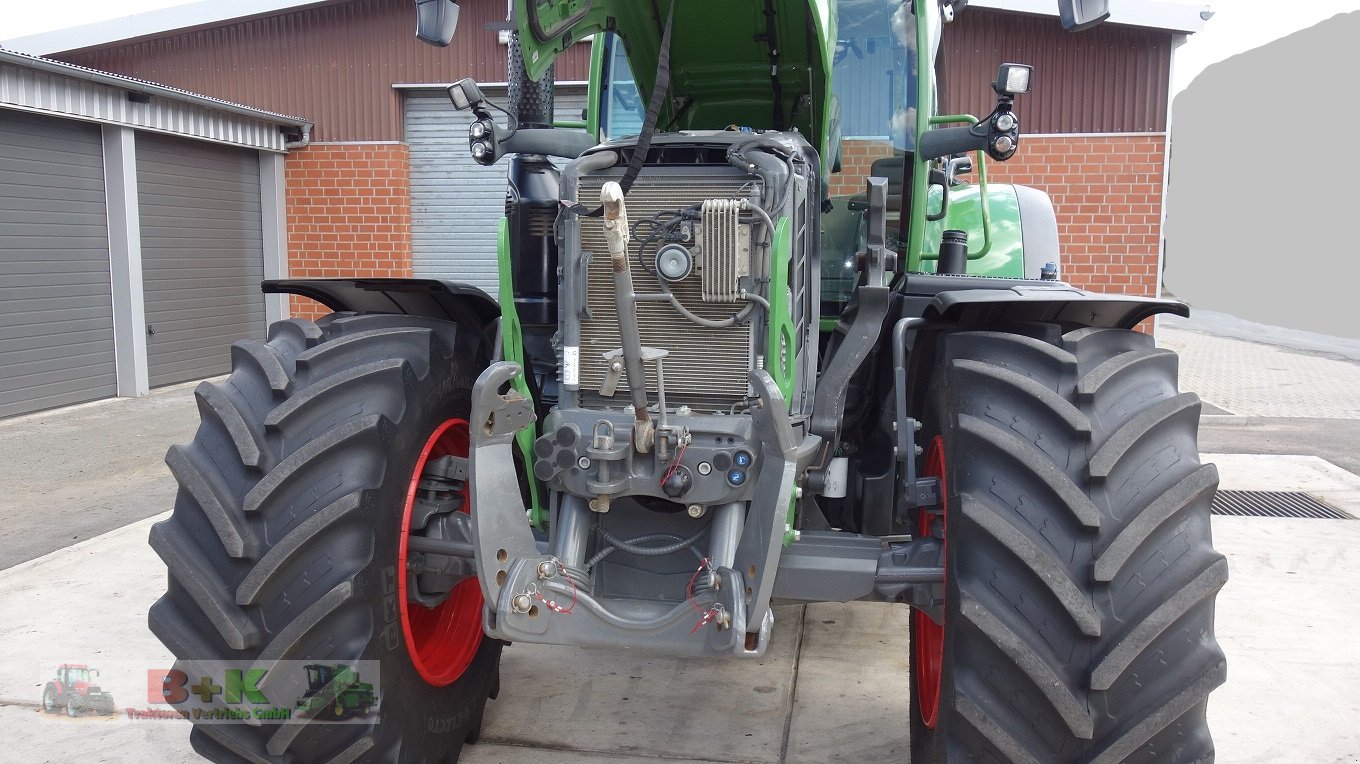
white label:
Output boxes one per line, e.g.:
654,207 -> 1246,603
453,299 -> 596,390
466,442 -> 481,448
563,346 -> 580,387
824,457 -> 849,499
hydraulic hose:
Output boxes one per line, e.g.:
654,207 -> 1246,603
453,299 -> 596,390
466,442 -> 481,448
585,530 -> 708,570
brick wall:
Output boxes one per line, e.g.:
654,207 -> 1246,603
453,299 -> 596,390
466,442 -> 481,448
831,139 -> 897,197
284,142 -> 413,318
832,134 -> 1167,297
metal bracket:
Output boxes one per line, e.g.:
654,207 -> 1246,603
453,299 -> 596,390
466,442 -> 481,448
469,362 -> 540,607
891,317 -> 940,511
472,362 -> 536,440
863,177 -> 899,282
809,284 -> 891,462
875,536 -> 945,623
732,369 -> 801,637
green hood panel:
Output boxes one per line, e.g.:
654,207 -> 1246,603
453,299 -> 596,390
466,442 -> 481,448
921,183 -> 1026,278
517,0 -> 833,148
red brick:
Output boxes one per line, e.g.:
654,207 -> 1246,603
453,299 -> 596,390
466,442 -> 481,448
285,143 -> 414,318
831,135 -> 1163,297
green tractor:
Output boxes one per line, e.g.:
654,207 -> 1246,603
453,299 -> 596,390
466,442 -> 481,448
150,0 -> 1226,761
294,664 -> 376,720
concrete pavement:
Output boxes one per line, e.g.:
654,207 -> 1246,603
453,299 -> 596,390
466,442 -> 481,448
4,312 -> 1360,762
0,381 -> 202,568
2,497 -> 1358,763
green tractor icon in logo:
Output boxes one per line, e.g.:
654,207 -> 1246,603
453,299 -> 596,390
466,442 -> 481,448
295,664 -> 375,720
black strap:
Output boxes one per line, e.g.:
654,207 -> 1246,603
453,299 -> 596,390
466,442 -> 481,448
564,3 -> 675,217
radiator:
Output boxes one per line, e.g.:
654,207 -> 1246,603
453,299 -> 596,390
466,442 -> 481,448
576,172 -> 761,412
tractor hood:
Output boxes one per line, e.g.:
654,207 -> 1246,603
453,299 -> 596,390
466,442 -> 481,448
516,0 -> 833,142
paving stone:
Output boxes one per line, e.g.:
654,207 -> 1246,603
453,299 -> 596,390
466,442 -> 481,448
1160,326 -> 1360,419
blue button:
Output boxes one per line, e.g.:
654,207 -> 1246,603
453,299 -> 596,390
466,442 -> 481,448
728,470 -> 746,486
734,450 -> 753,467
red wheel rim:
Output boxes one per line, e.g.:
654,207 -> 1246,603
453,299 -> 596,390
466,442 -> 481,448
914,435 -> 947,729
397,418 -> 483,686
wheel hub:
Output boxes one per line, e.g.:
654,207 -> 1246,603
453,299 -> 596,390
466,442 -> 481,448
397,418 -> 484,686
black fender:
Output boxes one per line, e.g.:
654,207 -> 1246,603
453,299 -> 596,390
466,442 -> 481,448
263,278 -> 501,328
902,274 -> 1188,330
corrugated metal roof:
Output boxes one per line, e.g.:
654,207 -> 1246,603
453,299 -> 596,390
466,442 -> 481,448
3,1 -> 328,57
0,48 -> 311,152
53,0 -> 591,143
4,0 -> 1208,57
941,9 -> 1173,134
0,48 -> 311,127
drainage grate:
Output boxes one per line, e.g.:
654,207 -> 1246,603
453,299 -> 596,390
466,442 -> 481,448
1211,490 -> 1354,520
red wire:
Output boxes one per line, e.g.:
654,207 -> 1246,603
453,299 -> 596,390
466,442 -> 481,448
659,442 -> 688,487
557,571 -> 577,614
534,559 -> 577,615
685,557 -> 712,614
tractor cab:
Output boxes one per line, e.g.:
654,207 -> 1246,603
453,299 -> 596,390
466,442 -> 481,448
301,664 -> 334,696
56,664 -> 95,687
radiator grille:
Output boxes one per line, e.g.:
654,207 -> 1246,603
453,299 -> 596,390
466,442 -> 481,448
577,172 -> 761,411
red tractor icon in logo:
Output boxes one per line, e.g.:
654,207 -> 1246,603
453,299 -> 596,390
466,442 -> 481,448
42,664 -> 115,717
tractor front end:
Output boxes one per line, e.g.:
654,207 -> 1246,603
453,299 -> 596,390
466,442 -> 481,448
147,0 -> 1227,761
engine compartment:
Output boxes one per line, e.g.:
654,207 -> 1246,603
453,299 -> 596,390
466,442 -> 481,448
526,129 -> 821,606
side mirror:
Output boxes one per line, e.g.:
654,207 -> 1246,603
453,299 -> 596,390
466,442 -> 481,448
1056,0 -> 1109,32
415,0 -> 460,47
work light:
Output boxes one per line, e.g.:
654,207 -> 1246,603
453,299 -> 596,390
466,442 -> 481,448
993,63 -> 1033,96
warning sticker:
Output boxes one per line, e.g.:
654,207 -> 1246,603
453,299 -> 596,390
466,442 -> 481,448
563,346 -> 580,386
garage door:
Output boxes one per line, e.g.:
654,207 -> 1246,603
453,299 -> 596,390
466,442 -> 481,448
0,110 -> 116,418
138,133 -> 265,387
405,86 -> 589,297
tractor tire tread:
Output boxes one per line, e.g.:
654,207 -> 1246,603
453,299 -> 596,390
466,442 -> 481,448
914,328 -> 1225,764
194,381 -> 265,468
1094,463 -> 1219,582
151,314 -> 499,764
254,580 -> 354,668
240,414 -> 385,514
230,341 -> 293,397
236,492 -> 364,606
957,594 -> 1094,737
1091,556 -> 1228,691
958,490 -> 1102,636
1077,347 -> 1178,401
956,412 -> 1101,528
951,358 -> 1091,433
149,521 -> 259,650
165,443 -> 254,558
1088,392 -> 1202,479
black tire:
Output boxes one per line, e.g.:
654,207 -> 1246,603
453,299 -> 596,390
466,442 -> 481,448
910,326 -> 1227,763
149,314 -> 501,763
66,699 -> 80,718
42,685 -> 58,714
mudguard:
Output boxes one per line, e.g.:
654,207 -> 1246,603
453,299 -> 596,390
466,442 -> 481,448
906,275 -> 1188,330
263,278 -> 501,328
